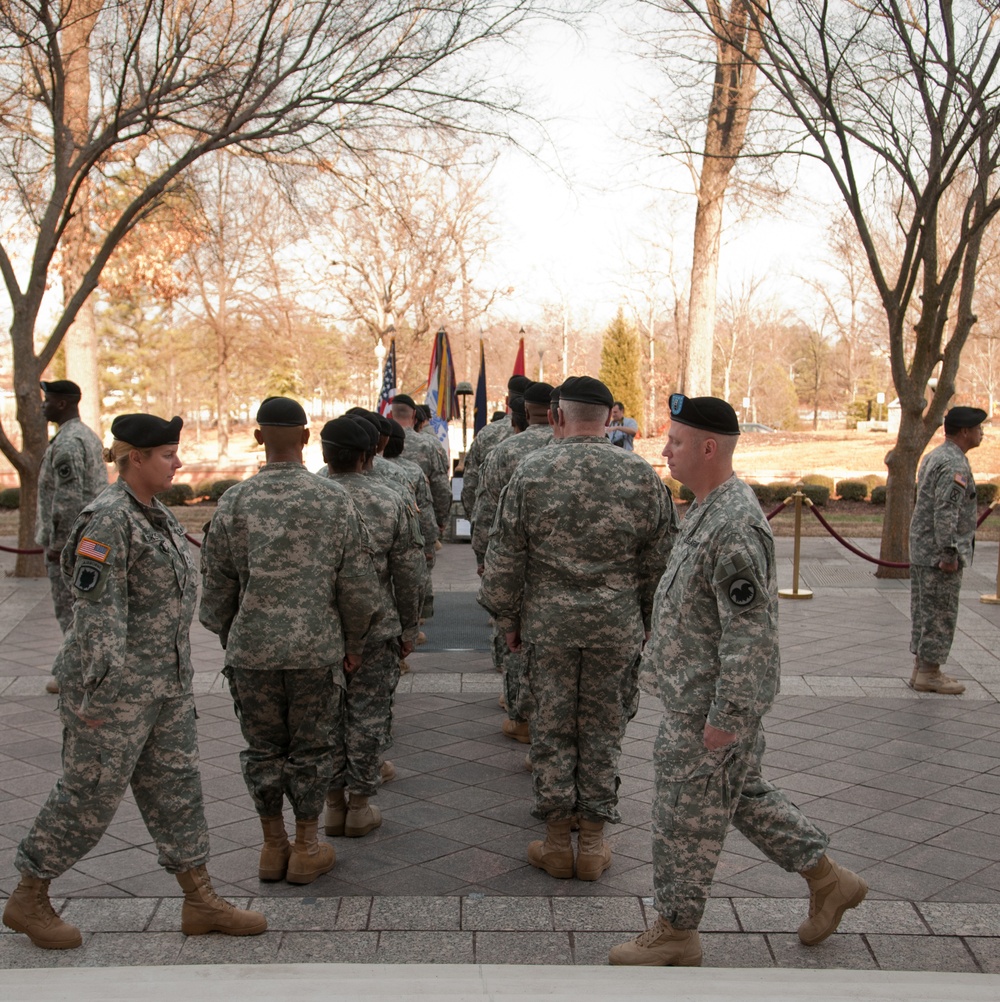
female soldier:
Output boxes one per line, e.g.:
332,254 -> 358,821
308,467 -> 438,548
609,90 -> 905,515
3,414 -> 265,950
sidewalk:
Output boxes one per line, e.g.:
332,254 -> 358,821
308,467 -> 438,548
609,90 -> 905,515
0,537 -> 999,977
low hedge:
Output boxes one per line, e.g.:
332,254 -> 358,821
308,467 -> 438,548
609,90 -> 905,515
801,474 -> 834,492
0,487 -> 19,509
679,484 -> 696,503
871,485 -> 887,505
862,474 -> 886,491
836,479 -> 868,502
799,484 -> 829,506
156,483 -> 195,506
976,482 -> 999,505
208,478 -> 241,501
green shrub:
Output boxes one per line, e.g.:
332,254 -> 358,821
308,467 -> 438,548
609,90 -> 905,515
799,484 -> 829,506
836,479 -> 868,501
156,483 -> 195,506
679,484 -> 695,503
750,482 -> 797,507
870,485 -> 887,505
861,474 -> 886,491
661,475 -> 683,499
0,487 -> 20,509
192,480 -> 216,499
976,482 -> 999,505
208,478 -> 241,501
801,474 -> 834,492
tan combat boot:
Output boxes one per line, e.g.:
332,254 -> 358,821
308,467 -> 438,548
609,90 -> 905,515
912,660 -> 966,694
798,855 -> 868,945
527,818 -> 575,879
2,874 -> 82,950
176,866 -> 267,936
501,719 -> 531,743
45,678 -> 60,695
399,658 -> 411,675
609,916 -> 702,966
575,818 -> 612,881
258,814 -> 291,881
345,793 -> 383,837
285,818 -> 336,885
324,789 -> 347,837
380,760 -> 396,783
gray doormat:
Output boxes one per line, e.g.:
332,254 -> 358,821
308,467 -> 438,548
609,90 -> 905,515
421,591 -> 493,651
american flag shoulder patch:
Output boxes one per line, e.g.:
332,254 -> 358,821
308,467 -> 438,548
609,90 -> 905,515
77,537 -> 111,563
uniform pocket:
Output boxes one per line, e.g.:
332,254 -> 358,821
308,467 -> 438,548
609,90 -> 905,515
655,712 -> 728,782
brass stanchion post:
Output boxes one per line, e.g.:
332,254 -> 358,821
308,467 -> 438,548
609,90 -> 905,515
980,501 -> 1000,604
779,489 -> 813,600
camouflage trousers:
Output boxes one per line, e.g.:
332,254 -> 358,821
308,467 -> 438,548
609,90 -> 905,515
330,639 -> 400,796
17,672 -> 209,879
502,637 -> 532,725
526,644 -> 641,824
910,564 -> 963,664
225,666 -> 342,820
45,554 -> 73,634
652,712 -> 828,930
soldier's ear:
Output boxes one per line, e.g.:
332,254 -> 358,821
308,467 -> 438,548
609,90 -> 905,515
301,428 -> 310,446
253,428 -> 264,446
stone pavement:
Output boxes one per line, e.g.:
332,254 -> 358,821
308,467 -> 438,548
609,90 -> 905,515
0,535 -> 999,975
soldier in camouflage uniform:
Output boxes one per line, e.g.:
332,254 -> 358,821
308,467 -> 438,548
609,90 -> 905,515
460,374 -> 532,517
320,417 -> 424,837
479,376 -> 676,882
36,380 -> 108,694
908,406 -> 985,694
392,394 -> 451,619
473,383 -> 554,741
610,395 -> 866,968
4,414 -> 265,951
200,397 -> 378,886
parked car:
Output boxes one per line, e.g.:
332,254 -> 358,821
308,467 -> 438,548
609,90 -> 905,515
738,422 -> 776,433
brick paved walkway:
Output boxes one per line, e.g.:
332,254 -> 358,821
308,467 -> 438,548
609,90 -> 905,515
1,537 -> 1000,979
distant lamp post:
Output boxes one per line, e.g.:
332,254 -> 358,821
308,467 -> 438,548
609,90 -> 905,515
374,337 -> 387,408
456,380 -> 474,453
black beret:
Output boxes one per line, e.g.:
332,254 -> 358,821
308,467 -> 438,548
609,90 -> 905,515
40,379 -> 81,399
349,408 -> 382,434
559,375 -> 614,409
944,406 -> 988,433
668,394 -> 740,435
416,404 -> 432,422
549,385 -> 561,406
257,396 -> 307,427
509,395 -> 526,419
387,418 -> 405,442
375,414 -> 391,436
524,381 -> 555,406
111,413 -> 183,448
320,417 -> 370,452
349,414 -> 379,448
508,375 -> 532,394
392,393 -> 417,410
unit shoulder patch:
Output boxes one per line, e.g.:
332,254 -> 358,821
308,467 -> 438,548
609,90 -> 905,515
76,537 -> 111,563
713,550 -> 766,613
72,559 -> 109,602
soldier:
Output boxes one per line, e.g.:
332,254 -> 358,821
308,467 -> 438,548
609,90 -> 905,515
4,414 -> 265,950
907,405 -> 986,694
461,374 -> 532,518
320,417 -> 424,837
36,380 -> 108,694
200,397 -> 378,886
392,393 -> 450,620
479,376 -> 676,882
610,395 -> 866,968
473,382 -> 554,743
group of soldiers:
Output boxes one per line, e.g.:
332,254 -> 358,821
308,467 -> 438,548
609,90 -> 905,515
9,375 -> 985,964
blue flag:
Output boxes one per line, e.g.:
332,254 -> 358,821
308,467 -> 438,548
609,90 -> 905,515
377,338 -> 396,416
474,339 -> 487,436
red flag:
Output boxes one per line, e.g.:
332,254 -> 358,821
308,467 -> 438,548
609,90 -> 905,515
512,336 -> 525,378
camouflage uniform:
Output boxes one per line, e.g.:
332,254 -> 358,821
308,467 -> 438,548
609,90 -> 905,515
471,423 -> 554,723
403,427 -> 450,617
199,462 -> 379,820
326,471 -> 424,795
479,436 -> 676,823
17,481 -> 210,879
35,417 -> 108,631
461,416 -> 513,518
642,475 -> 828,930
909,440 -> 978,663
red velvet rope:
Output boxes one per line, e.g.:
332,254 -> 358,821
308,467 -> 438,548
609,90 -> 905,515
764,499 -> 792,521
185,533 -> 202,548
0,544 -> 43,554
805,504 -> 910,568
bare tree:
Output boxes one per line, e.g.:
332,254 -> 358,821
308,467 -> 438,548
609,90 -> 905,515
0,0 -> 540,573
673,0 -> 1000,573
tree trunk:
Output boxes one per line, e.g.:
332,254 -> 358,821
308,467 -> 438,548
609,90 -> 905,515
685,178 -> 726,396
876,404 -> 930,579
216,334 -> 230,460
63,300 -> 102,434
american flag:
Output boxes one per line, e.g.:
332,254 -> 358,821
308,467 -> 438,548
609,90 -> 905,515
377,338 -> 397,417
77,537 -> 111,563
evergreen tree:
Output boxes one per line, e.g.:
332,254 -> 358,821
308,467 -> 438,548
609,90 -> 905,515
598,308 -> 643,433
